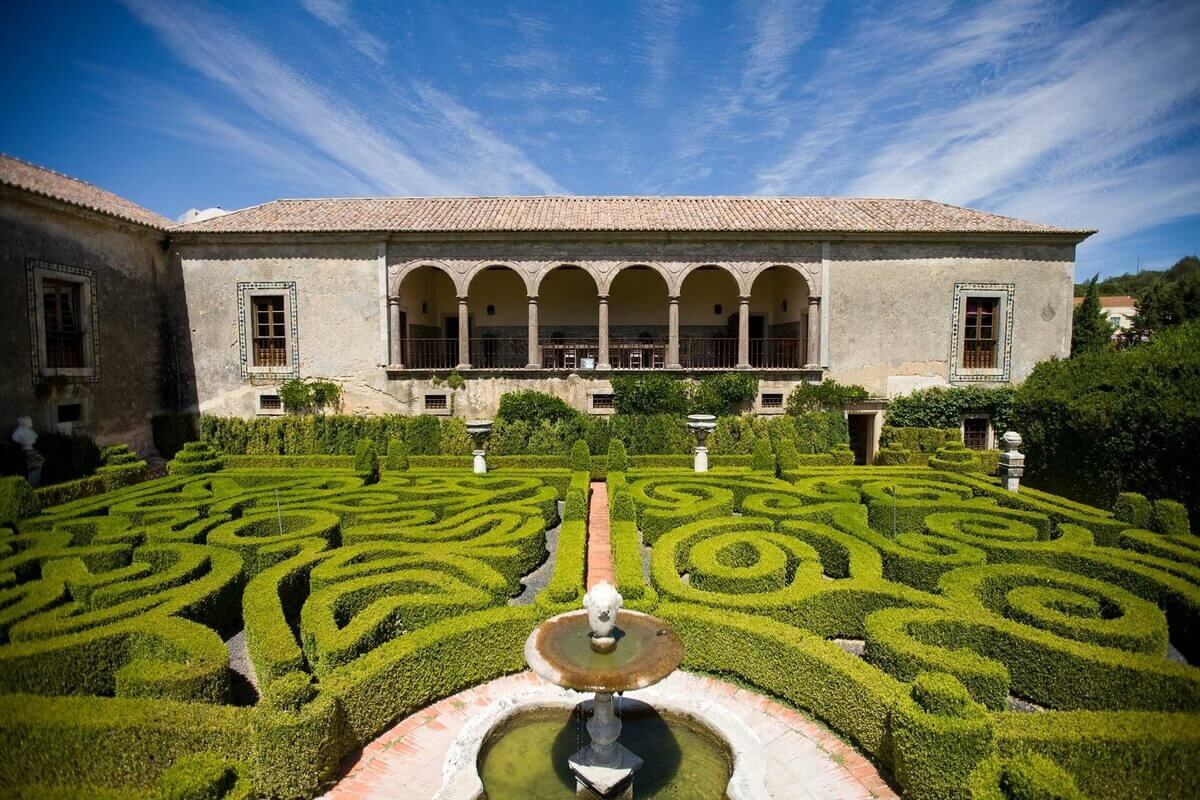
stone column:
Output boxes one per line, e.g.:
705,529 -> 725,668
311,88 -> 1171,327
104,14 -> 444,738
667,295 -> 681,369
387,297 -> 404,367
527,296 -> 540,368
806,296 -> 820,367
737,295 -> 751,368
597,295 -> 611,369
456,296 -> 471,369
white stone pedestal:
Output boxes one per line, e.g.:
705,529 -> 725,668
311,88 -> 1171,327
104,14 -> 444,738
473,450 -> 487,474
694,445 -> 709,473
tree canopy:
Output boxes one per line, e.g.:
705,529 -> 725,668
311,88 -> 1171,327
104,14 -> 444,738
1071,276 -> 1113,356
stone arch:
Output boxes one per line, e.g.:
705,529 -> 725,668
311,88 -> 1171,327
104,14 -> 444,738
746,262 -> 819,299
678,262 -> 748,296
600,261 -> 673,296
391,260 -> 463,297
532,263 -> 601,295
464,261 -> 534,297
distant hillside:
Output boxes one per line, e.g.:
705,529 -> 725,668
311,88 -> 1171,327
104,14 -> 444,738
1074,255 -> 1199,297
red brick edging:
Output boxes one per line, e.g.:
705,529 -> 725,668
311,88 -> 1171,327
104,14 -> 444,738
585,480 -> 613,589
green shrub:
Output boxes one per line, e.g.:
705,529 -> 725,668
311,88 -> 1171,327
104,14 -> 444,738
1153,499 -> 1190,535
1113,492 -> 1152,529
886,386 -> 1015,433
689,372 -> 758,415
569,440 -> 591,472
384,437 -> 408,470
876,445 -> 915,466
278,378 -> 342,414
750,439 -> 775,473
830,445 -> 854,465
611,374 -> 691,415
169,442 -> 222,475
607,439 -> 629,472
998,752 -> 1085,800
101,444 -> 140,466
152,413 -> 199,458
786,379 -> 868,414
526,421 -> 563,455
437,417 -> 472,455
353,439 -> 380,484
153,752 -> 240,800
929,441 -> 982,474
793,410 -> 850,453
496,390 -> 580,424
406,415 -> 441,455
880,425 -> 960,453
1013,320 -> 1200,530
775,437 -> 800,470
490,419 -> 531,455
0,475 -> 40,524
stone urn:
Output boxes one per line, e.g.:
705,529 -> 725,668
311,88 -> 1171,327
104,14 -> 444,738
686,414 -> 717,473
466,420 -> 494,474
998,431 -> 1025,492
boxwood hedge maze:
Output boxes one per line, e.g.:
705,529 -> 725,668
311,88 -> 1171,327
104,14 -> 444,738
2,460 -> 1198,799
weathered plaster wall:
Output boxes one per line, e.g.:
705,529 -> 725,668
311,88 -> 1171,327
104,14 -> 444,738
176,234 -> 1075,418
0,192 -> 171,450
177,242 -> 386,417
825,241 -> 1075,396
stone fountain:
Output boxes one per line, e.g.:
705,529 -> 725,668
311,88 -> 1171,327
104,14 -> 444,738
466,420 -> 494,474
686,414 -> 717,473
524,581 -> 684,799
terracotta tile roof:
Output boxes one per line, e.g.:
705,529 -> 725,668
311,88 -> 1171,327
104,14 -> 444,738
172,195 -> 1094,237
1,154 -> 172,230
1073,295 -> 1137,308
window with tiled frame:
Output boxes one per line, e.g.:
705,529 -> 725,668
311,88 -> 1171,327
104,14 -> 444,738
237,282 -> 299,379
26,259 -> 101,382
949,283 -> 1014,383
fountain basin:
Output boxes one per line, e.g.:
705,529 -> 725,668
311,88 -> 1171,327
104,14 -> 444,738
479,701 -> 731,800
524,609 -> 684,693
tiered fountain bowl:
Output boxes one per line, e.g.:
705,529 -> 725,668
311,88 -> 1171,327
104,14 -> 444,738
523,583 -> 684,799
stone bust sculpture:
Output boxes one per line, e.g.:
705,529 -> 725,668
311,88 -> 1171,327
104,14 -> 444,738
583,580 -> 622,640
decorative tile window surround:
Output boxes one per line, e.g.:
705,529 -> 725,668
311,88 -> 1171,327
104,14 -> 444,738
949,282 -> 1014,383
237,282 -> 299,380
26,259 -> 101,382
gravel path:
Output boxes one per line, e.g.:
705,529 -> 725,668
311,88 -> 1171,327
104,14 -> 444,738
224,630 -> 260,705
508,501 -> 563,606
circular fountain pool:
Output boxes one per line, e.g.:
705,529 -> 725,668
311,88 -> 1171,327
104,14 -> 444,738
524,608 -> 684,693
478,701 -> 733,800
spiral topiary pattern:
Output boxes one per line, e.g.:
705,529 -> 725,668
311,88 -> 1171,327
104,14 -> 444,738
0,464 -> 572,797
615,464 -> 1200,800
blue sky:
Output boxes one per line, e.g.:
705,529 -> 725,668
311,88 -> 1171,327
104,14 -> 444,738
1,0 -> 1197,279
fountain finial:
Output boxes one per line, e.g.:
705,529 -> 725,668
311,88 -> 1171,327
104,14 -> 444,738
583,580 -> 622,653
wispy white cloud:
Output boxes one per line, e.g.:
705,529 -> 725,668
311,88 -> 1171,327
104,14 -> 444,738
754,0 -> 1200,268
634,0 -> 691,107
297,0 -> 386,65
118,0 -> 564,197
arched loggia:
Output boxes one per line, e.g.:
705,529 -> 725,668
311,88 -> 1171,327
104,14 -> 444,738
392,265 -> 459,369
467,266 -> 529,368
747,266 -> 813,368
537,266 -> 599,369
609,266 -> 669,369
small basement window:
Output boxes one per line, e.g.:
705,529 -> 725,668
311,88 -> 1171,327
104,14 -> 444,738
761,393 -> 783,409
259,394 -> 282,411
56,402 -> 83,423
424,394 -> 448,411
591,393 -> 614,410
963,417 -> 990,450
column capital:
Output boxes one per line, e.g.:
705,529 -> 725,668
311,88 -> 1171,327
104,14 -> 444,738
668,294 -> 680,304
456,295 -> 469,304
527,295 -> 539,303
808,295 -> 820,306
387,295 -> 401,307
597,294 -> 609,303
738,294 -> 752,304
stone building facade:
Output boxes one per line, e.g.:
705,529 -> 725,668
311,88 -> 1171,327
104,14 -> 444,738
2,157 -> 1093,462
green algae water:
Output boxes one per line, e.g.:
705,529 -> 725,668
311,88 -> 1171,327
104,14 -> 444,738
478,705 -> 732,799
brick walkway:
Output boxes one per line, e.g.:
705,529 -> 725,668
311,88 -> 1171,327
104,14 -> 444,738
586,480 -> 613,589
320,670 -> 899,800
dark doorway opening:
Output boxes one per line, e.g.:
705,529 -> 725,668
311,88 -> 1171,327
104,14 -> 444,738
848,414 -> 872,466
